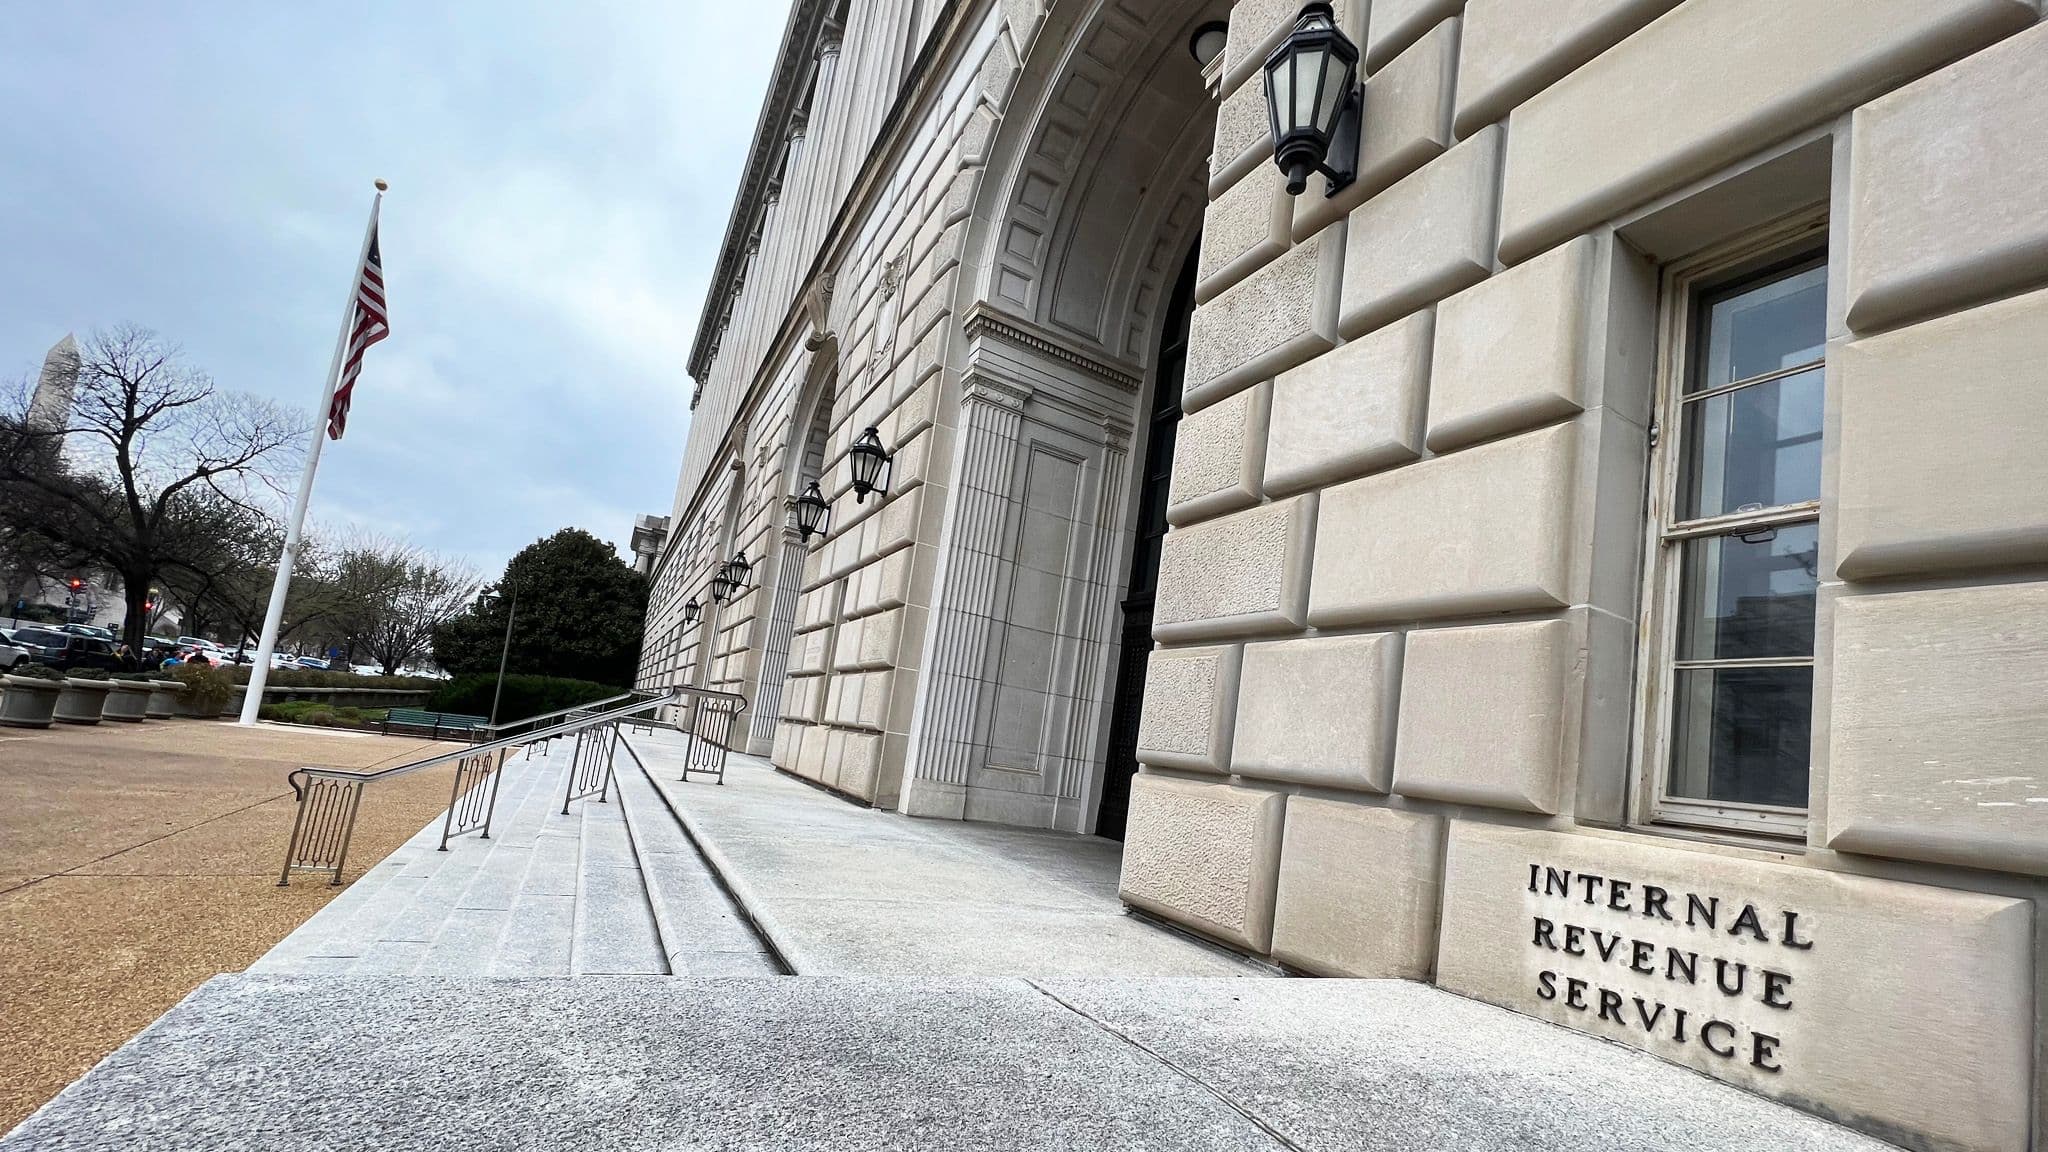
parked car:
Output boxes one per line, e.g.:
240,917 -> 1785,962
11,627 -> 126,672
349,663 -> 383,676
0,637 -> 27,670
62,624 -> 116,642
291,656 -> 332,671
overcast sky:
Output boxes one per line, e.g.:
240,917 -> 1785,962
0,2 -> 789,573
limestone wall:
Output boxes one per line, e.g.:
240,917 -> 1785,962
770,6 -> 1013,806
1129,4 -> 2048,1150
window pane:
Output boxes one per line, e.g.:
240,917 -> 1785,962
1678,365 -> 1822,519
1696,264 -> 1826,391
1674,524 -> 1819,661
1668,666 -> 1812,809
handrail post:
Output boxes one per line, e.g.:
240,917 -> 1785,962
278,772 -> 313,887
330,784 -> 365,885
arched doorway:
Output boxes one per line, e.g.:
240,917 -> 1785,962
1096,241 -> 1197,840
750,362 -> 836,755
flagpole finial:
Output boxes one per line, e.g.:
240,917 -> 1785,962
374,178 -> 389,192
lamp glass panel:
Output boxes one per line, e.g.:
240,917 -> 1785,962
1314,55 -> 1350,134
1268,56 -> 1293,132
1293,47 -> 1325,129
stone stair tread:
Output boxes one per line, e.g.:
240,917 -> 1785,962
488,892 -> 575,977
611,746 -> 778,972
571,793 -> 668,976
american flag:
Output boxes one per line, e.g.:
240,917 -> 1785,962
327,212 -> 388,440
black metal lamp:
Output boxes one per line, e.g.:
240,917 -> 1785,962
848,426 -> 893,503
1188,21 -> 1228,69
1263,3 -> 1361,197
792,481 -> 831,542
711,550 -> 751,604
682,597 -> 701,626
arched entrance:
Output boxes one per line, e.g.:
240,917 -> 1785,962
897,0 -> 1224,834
1096,241 -> 1197,840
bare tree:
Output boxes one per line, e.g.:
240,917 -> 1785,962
362,555 -> 480,674
0,326 -> 302,649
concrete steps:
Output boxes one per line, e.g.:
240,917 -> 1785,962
251,733 -> 775,978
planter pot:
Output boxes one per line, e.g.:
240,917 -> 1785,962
102,681 -> 154,722
54,679 -> 115,725
0,675 -> 63,729
144,680 -> 186,720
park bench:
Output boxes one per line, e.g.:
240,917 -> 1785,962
380,708 -> 490,741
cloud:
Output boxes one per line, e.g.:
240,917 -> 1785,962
0,0 -> 790,573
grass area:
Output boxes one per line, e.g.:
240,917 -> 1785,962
256,700 -> 390,730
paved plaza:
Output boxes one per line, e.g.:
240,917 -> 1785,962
1,727 -> 1913,1150
0,721 -> 463,1131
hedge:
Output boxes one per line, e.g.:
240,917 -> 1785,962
426,674 -> 623,722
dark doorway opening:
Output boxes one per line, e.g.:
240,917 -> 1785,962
1096,239 -> 1198,841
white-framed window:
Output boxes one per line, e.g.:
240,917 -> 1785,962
1636,214 -> 1827,841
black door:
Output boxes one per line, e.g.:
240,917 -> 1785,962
1096,241 -> 1198,841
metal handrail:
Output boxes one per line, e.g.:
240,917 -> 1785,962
277,684 -> 747,885
476,690 -> 659,740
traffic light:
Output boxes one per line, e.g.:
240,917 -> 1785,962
67,578 -> 84,592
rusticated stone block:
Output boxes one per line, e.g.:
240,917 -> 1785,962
1392,617 -> 1570,814
1154,495 -> 1317,642
1198,169 -> 1291,304
1310,422 -> 1574,626
1427,235 -> 1595,452
1293,18 -> 1458,243
1167,382 -> 1269,527
1836,285 -> 2048,581
1272,799 -> 1443,978
1365,0 -> 1464,72
1453,0 -> 1683,136
1185,224 -> 1345,414
1827,581 -> 2048,877
1118,773 -> 1285,952
1134,644 -> 1242,774
1339,126 -> 1501,339
1266,310 -> 1430,496
1846,20 -> 2048,334
1497,0 -> 2034,264
1210,77 -> 1274,195
1437,822 -> 2034,1152
1232,632 -> 1401,792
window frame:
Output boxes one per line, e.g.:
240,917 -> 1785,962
1632,209 -> 1830,842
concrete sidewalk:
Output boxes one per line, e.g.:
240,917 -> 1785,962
0,975 -> 1896,1152
624,732 -> 1263,977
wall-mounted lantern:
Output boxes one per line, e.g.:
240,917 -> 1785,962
1263,3 -> 1361,197
848,426 -> 893,503
792,481 -> 831,542
711,550 -> 752,604
682,598 -> 701,627
1187,21 -> 1228,69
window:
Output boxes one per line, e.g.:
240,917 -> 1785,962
1640,220 -> 1826,839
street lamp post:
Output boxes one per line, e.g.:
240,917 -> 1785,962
483,586 -> 519,726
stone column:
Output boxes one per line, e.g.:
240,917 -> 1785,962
901,376 -> 1032,817
747,524 -> 809,754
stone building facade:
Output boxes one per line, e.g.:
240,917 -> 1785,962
641,2 -> 2047,1148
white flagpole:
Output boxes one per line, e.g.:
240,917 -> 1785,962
239,180 -> 386,725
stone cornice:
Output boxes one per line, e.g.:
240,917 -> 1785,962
685,0 -> 833,385
961,302 -> 1144,392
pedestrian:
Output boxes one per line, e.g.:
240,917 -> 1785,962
189,650 -> 212,667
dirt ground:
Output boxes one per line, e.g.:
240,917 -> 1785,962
0,719 -> 464,1132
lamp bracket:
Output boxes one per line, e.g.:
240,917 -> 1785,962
1320,84 -> 1361,198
